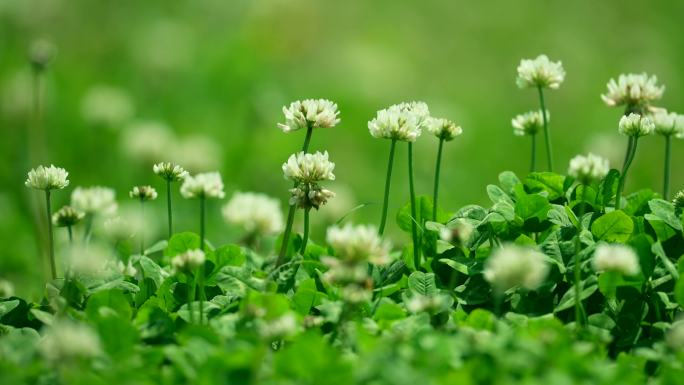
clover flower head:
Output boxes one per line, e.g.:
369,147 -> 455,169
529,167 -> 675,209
25,165 -> 69,190
64,243 -> 113,278
568,153 -> 610,184
278,99 -> 340,133
40,320 -> 102,362
593,243 -> 640,276
52,205 -> 85,227
326,223 -> 392,265
71,186 -> 118,216
115,260 -> 138,277
103,216 -> 135,240
257,313 -> 299,340
601,73 -> 664,109
484,244 -> 549,292
618,113 -> 654,137
441,219 -> 474,244
180,172 -> 225,199
516,55 -> 565,89
122,121 -> 176,164
0,279 -> 14,298
321,256 -> 372,304
153,162 -> 188,181
81,85 -> 134,128
29,39 -> 57,71
426,117 -> 463,141
395,101 -> 431,127
222,191 -> 284,236
651,110 -> 684,137
171,249 -> 206,273
289,184 -> 335,210
666,320 -> 684,351
129,185 -> 158,201
512,110 -> 548,136
368,102 -> 430,142
673,190 -> 684,211
282,151 -> 335,184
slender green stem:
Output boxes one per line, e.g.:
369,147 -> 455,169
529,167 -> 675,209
530,134 -> 537,173
188,273 -> 195,324
67,225 -> 73,244
379,139 -> 397,235
198,196 -> 206,324
301,126 -> 313,154
616,137 -> 638,209
574,186 -> 587,327
83,214 -> 93,242
408,142 -> 420,269
537,86 -> 553,172
300,208 -> 310,254
166,179 -> 173,238
139,199 -> 145,255
45,190 -> 56,280
432,138 -> 444,222
664,135 -> 672,200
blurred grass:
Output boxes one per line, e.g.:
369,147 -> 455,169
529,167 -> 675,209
1,0 -> 683,297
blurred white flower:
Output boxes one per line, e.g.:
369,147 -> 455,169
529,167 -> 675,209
442,219 -> 474,244
52,205 -> 85,227
153,162 -> 188,182
180,172 -> 225,199
405,293 -> 451,314
129,185 -> 158,201
1,71 -> 32,118
71,186 -> 118,216
121,120 -> 176,165
326,223 -> 392,265
619,113 -> 654,137
25,165 -> 69,190
173,135 -> 222,172
601,73 -> 664,109
103,216 -> 136,241
222,191 -> 284,236
29,38 -> 57,71
282,151 -> 335,184
593,243 -> 640,276
171,249 -> 205,273
0,279 -> 14,298
289,184 -> 335,210
278,99 -> 340,133
651,110 -> 684,137
320,256 -> 371,303
584,132 -> 625,167
80,85 -> 134,128
426,117 -> 462,141
516,55 -> 565,89
484,244 -> 549,292
568,153 -> 610,184
368,101 -> 430,142
63,243 -> 113,278
666,320 -> 684,350
115,260 -> 138,277
257,313 -> 299,340
512,110 -> 547,136
40,320 -> 101,362
131,19 -> 194,74
673,190 -> 684,210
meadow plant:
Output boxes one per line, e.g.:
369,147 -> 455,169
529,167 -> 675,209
512,110 -> 547,172
153,162 -> 188,238
129,185 -> 158,254
616,113 -> 654,209
651,110 -> 684,199
426,117 -> 462,221
52,205 -> 84,243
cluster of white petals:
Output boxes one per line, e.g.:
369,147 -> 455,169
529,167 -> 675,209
426,117 -> 463,141
516,55 -> 565,89
180,172 -> 225,199
326,223 -> 392,265
64,243 -> 113,278
282,151 -> 335,184
171,249 -> 206,273
512,110 -> 547,136
153,162 -> 188,181
651,110 -> 684,137
484,244 -> 549,292
115,260 -> 138,277
129,185 -> 158,201
71,186 -> 118,216
601,73 -> 664,109
40,320 -> 102,362
619,113 -> 655,137
222,191 -> 284,235
568,153 -> 610,184
25,165 -> 69,190
673,190 -> 684,210
278,99 -> 340,133
593,244 -> 640,276
368,101 -> 430,142
52,205 -> 85,227
289,184 -> 336,210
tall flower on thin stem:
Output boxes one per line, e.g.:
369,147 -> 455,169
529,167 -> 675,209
276,99 -> 340,267
615,114 -> 654,209
222,192 -> 284,247
512,110 -> 547,172
516,55 -> 565,172
52,205 -> 84,243
652,111 -> 684,199
153,162 -> 188,238
180,171 -> 224,324
426,117 -> 462,221
171,249 -> 206,324
25,165 -> 69,279
601,73 -> 665,114
129,185 -> 158,255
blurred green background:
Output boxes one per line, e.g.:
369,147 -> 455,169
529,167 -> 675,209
1,0 -> 683,298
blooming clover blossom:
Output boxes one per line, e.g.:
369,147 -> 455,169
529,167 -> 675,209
171,249 -> 205,273
40,320 -> 102,362
368,101 -> 430,142
289,184 -> 335,210
153,162 -> 188,181
619,113 -> 655,137
71,186 -> 118,216
426,117 -> 463,141
326,223 -> 392,265
673,190 -> 684,210
568,153 -> 610,184
222,191 -> 284,235
129,185 -> 158,201
484,244 -> 549,292
593,243 -> 640,276
512,110 -> 547,136
180,172 -> 225,199
278,99 -> 340,133
282,151 -> 335,184
651,110 -> 684,137
601,73 -> 664,109
64,243 -> 113,278
25,165 -> 69,190
516,55 -> 565,89
52,205 -> 85,227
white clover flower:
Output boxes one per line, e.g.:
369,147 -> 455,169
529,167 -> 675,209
673,190 -> 684,210
103,216 -> 136,240
129,185 -> 158,201
516,55 -> 565,89
278,99 -> 340,133
484,244 -> 549,292
289,184 -> 335,210
512,110 -> 547,136
320,256 -> 371,303
40,320 -> 102,362
222,191 -> 284,236
666,320 -> 684,350
368,101 -> 430,142
405,293 -> 451,314
326,223 -> 392,265
52,206 -> 85,227
426,117 -> 463,141
64,243 -> 113,278
618,113 -> 655,137
153,162 -> 188,182
173,135 -> 223,172
282,151 -> 335,184
0,279 -> 15,298
593,243 -> 640,276
441,219 -> 474,244
171,249 -> 205,273
71,186 -> 118,216
25,165 -> 69,190
651,110 -> 684,137
80,85 -> 134,128
121,121 -> 176,164
601,73 -> 664,109
180,172 -> 225,199
568,153 -> 610,184
257,313 -> 299,340
115,260 -> 138,277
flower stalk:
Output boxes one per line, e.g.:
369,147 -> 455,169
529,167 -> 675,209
45,190 -> 56,279
664,135 -> 672,200
432,138 -> 444,221
408,142 -> 420,269
537,86 -> 553,172
378,139 -> 397,235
